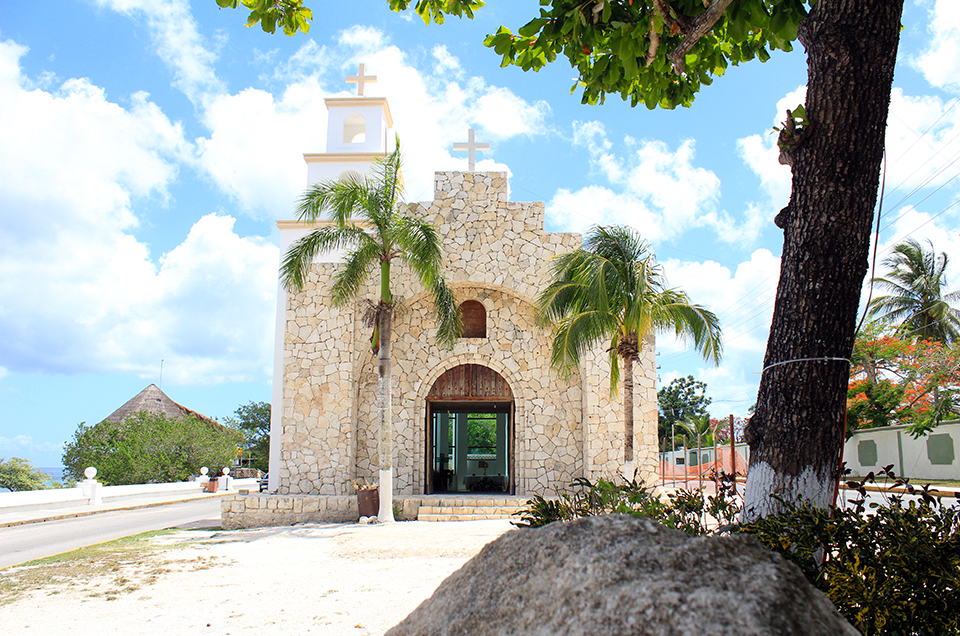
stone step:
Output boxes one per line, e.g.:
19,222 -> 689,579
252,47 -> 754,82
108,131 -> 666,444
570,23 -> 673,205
417,501 -> 524,522
418,505 -> 520,515
418,513 -> 518,522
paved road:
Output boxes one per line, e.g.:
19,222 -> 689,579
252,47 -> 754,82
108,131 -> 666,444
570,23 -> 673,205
0,498 -> 222,569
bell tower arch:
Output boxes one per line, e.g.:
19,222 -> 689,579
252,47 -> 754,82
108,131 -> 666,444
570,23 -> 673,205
303,63 -> 395,185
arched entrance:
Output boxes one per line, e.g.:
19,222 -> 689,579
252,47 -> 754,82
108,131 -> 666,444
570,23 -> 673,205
425,364 -> 514,494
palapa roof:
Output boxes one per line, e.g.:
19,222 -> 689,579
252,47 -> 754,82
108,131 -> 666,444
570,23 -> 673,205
103,384 -> 215,424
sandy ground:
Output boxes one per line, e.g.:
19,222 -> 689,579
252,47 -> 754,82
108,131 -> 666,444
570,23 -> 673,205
0,519 -> 516,635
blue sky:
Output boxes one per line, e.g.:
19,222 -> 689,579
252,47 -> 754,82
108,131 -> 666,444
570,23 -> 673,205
1,1 -> 958,468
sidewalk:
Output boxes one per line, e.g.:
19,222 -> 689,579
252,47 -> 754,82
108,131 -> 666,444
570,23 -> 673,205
0,480 -> 258,528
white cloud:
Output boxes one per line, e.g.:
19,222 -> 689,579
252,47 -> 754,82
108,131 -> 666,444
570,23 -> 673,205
99,214 -> 279,385
883,88 -> 960,197
548,121 -> 748,241
737,85 -> 805,210
472,85 -> 550,139
432,45 -> 462,76
0,45 -> 186,235
869,206 -> 960,280
192,30 -> 546,213
196,83 -> 328,219
96,0 -> 224,103
662,249 -> 780,358
913,0 -> 960,91
0,435 -> 62,455
338,25 -> 388,51
548,185 -> 661,238
0,41 -> 277,385
657,249 -> 781,415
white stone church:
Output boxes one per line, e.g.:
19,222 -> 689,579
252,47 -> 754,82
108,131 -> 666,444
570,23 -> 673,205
264,66 -> 658,503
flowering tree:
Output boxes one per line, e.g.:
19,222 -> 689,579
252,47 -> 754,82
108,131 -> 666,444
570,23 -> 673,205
848,326 -> 960,436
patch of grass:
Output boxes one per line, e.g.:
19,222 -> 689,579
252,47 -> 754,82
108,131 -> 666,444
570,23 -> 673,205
0,528 -> 221,607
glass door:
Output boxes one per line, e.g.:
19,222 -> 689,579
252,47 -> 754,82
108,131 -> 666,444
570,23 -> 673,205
429,402 -> 510,493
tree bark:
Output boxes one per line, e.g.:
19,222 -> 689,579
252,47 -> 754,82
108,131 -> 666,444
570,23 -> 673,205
742,0 -> 905,520
623,354 -> 634,465
377,305 -> 396,522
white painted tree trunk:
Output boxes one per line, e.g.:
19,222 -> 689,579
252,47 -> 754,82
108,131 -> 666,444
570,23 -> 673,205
741,461 -> 834,522
377,307 -> 396,523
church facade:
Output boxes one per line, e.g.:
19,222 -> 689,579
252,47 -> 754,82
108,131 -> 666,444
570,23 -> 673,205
267,68 -> 658,500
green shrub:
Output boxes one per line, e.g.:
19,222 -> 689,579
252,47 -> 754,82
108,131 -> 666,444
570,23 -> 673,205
514,469 -> 960,635
513,473 -> 739,535
62,411 -> 243,485
0,457 -> 62,491
741,469 -> 960,636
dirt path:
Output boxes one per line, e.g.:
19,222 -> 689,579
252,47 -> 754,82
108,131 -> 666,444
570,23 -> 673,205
0,519 -> 515,635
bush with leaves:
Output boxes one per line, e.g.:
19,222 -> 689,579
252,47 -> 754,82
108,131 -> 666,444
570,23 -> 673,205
62,412 -> 243,485
224,400 -> 270,472
741,467 -> 960,636
515,469 -> 960,635
0,457 -> 61,491
513,474 -> 740,536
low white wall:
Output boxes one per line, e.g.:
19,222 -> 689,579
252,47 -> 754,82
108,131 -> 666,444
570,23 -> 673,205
0,487 -> 87,511
0,477 -> 259,512
843,420 -> 959,481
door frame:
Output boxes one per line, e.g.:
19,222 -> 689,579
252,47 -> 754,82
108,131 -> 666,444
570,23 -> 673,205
425,398 -> 515,495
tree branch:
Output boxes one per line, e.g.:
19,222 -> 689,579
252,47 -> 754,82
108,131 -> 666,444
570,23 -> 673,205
667,0 -> 735,75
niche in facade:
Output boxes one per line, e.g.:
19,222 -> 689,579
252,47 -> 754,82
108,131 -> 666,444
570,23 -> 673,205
460,300 -> 487,338
343,113 -> 366,143
339,169 -> 362,183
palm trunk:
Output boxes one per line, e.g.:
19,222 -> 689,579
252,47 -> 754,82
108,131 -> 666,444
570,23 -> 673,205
377,260 -> 396,523
742,0 -> 904,520
623,354 -> 634,466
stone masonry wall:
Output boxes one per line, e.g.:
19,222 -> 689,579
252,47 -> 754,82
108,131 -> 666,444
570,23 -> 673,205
275,172 -> 659,497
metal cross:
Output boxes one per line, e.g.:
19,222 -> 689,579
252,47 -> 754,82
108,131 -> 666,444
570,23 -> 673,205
346,63 -> 377,97
452,128 -> 490,172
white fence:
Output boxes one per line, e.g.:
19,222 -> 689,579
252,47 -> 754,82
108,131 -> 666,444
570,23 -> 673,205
843,420 -> 959,481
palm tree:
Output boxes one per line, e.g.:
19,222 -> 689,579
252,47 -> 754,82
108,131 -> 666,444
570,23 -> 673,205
280,139 -> 460,522
536,225 -> 722,470
868,238 -> 960,344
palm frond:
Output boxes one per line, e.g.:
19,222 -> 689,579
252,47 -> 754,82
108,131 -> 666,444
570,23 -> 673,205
869,238 -> 960,344
331,240 -> 382,307
281,225 -> 370,292
431,278 -> 463,349
395,214 -> 444,288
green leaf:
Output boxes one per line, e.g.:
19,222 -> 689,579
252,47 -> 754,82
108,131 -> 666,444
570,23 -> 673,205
518,18 -> 546,37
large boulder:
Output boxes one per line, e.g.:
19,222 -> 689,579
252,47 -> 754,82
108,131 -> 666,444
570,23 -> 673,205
387,514 -> 859,636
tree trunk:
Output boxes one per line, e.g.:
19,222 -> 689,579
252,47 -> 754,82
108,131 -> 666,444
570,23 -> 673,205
623,354 -> 634,466
377,304 -> 396,522
742,0 -> 904,520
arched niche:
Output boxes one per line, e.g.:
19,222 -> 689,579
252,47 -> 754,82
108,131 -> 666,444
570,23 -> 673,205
338,169 -> 362,183
460,299 -> 487,338
343,113 -> 366,143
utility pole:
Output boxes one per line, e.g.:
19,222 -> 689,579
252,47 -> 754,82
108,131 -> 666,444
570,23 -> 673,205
729,413 -> 737,496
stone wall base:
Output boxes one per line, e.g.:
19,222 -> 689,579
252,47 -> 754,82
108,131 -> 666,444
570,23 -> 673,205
221,494 -> 451,529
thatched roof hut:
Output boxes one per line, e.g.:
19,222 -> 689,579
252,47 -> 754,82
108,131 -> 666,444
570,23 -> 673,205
103,384 -> 215,424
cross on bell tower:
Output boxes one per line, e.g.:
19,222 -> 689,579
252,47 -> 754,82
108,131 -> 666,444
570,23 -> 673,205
346,63 -> 377,97
453,128 -> 490,172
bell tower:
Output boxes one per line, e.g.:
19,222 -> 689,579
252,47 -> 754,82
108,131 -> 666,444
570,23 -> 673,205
304,63 -> 394,184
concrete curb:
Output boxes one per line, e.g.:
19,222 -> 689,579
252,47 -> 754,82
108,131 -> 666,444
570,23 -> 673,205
0,492 -> 230,529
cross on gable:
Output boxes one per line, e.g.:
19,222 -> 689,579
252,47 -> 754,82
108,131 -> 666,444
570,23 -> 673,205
346,63 -> 377,97
452,128 -> 490,172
